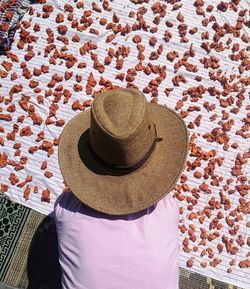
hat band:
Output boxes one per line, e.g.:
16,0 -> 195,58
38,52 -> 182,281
89,123 -> 163,172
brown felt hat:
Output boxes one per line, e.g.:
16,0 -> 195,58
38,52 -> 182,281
58,88 -> 189,215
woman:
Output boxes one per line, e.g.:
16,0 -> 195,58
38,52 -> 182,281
54,88 -> 189,289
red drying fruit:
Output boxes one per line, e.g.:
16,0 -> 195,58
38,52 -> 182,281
44,171 -> 53,178
23,185 -> 31,201
41,188 -> 51,203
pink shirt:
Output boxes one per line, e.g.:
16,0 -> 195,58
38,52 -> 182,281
54,191 -> 180,289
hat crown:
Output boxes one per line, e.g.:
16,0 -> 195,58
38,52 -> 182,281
92,88 -> 146,138
90,88 -> 155,167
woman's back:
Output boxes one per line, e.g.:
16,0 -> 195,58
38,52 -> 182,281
54,191 -> 180,289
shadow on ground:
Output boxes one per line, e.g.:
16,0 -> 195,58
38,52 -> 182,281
27,216 -> 62,289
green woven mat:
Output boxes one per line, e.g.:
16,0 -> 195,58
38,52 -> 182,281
0,194 -> 242,289
0,195 -> 30,281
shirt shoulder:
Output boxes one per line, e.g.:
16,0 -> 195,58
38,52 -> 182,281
159,193 -> 180,222
54,191 -> 79,220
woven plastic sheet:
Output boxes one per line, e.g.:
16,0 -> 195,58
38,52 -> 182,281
0,0 -> 249,288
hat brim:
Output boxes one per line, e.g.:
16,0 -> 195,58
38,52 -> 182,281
58,103 -> 189,215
